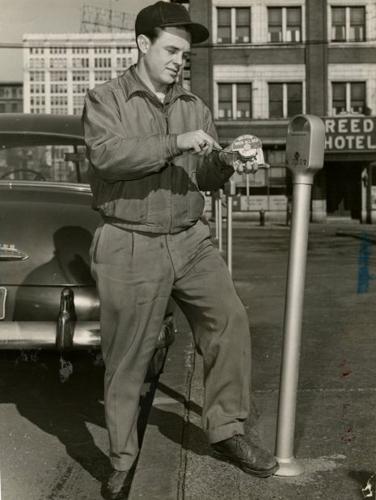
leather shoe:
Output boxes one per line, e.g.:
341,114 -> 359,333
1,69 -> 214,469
101,469 -> 132,500
212,434 -> 279,478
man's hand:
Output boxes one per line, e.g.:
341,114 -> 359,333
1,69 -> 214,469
177,130 -> 221,157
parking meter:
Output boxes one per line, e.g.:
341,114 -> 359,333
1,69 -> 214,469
275,115 -> 325,477
285,114 -> 325,183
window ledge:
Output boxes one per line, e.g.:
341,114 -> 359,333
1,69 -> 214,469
329,41 -> 376,47
215,119 -> 289,125
212,42 -> 305,48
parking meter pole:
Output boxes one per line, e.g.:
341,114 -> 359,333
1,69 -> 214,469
246,173 -> 250,209
275,181 -> 311,477
226,195 -> 233,274
225,180 -> 235,275
275,115 -> 325,477
214,192 -> 219,240
218,190 -> 223,252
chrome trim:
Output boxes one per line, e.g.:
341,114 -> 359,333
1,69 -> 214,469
0,180 -> 91,192
0,321 -> 100,349
0,244 -> 29,261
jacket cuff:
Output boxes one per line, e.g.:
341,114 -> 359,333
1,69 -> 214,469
215,151 -> 235,176
166,134 -> 181,159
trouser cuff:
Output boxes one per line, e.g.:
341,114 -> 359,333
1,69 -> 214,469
207,422 -> 245,444
111,456 -> 137,472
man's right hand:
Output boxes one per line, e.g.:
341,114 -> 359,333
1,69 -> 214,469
177,130 -> 221,156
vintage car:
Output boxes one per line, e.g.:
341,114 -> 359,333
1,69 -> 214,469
0,113 -> 175,376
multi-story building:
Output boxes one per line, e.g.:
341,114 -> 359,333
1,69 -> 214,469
22,33 -> 138,181
0,82 -> 23,113
190,0 -> 376,222
23,33 -> 138,116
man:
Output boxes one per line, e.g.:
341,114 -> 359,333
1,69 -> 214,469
83,2 -> 278,498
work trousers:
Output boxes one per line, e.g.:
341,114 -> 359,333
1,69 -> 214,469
90,218 -> 251,471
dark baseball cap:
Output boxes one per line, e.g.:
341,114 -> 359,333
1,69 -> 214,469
135,1 -> 209,44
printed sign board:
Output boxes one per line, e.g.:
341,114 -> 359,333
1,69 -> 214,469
324,117 -> 376,152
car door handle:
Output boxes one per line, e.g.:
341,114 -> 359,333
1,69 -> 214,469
0,244 -> 29,261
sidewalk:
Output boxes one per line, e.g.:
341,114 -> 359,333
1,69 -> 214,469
129,221 -> 376,500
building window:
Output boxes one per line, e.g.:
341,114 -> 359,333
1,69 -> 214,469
331,6 -> 365,42
72,47 -> 89,54
73,95 -> 85,115
217,8 -> 231,43
94,70 -> 112,82
50,71 -> 67,82
217,83 -> 252,120
236,8 -> 251,43
30,58 -> 45,69
94,47 -> 111,54
51,95 -> 68,107
236,83 -> 252,119
50,83 -> 67,94
50,58 -> 67,69
73,83 -> 89,94
268,82 -> 303,118
218,83 -> 232,119
30,96 -> 45,108
94,57 -> 111,68
116,57 -> 131,69
332,82 -> 366,114
73,58 -> 89,69
30,47 -> 44,55
30,71 -> 45,82
72,71 -> 89,82
216,7 -> 251,44
268,7 -> 302,43
50,47 -> 66,54
30,83 -> 45,94
269,83 -> 283,117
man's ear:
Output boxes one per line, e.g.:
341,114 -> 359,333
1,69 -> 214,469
137,34 -> 150,54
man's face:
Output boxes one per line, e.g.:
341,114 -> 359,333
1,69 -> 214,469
143,27 -> 191,88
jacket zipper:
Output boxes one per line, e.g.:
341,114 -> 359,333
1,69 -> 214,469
162,102 -> 173,233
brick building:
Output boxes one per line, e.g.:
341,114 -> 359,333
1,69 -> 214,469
189,0 -> 376,222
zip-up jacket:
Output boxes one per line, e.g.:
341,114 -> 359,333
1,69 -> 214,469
82,65 -> 234,234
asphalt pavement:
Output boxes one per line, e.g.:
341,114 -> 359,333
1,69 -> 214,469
129,220 -> 376,500
2,219 -> 376,499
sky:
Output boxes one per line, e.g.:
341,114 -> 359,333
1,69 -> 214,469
0,0 -> 156,82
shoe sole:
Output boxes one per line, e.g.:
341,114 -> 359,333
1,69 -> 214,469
212,450 -> 279,478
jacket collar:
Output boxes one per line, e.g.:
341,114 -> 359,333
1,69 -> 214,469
124,65 -> 192,105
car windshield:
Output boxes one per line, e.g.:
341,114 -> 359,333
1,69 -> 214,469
0,144 -> 89,183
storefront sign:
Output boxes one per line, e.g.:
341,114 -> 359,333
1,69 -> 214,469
240,195 -> 268,211
324,117 -> 376,152
239,195 -> 287,211
269,195 -> 288,211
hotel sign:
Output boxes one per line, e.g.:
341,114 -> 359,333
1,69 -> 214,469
324,117 -> 376,152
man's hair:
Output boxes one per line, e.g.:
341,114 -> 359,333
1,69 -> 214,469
137,27 -> 164,48
136,25 -> 190,51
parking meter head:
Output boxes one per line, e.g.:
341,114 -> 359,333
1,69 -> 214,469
285,114 -> 325,180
